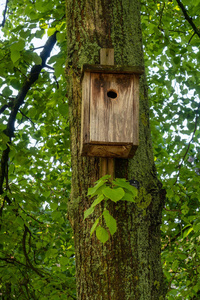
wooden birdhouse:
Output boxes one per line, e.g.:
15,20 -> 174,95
81,64 -> 144,158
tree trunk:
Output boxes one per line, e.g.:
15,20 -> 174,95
65,0 -> 167,299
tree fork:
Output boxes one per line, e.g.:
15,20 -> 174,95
66,0 -> 167,299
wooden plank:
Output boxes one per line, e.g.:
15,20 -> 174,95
90,73 -> 134,144
86,144 -> 132,158
100,48 -> 114,65
82,63 -> 144,75
100,48 -> 115,179
132,75 -> 139,146
80,72 -> 90,154
107,158 -> 115,179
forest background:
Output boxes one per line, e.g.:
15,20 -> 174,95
0,0 -> 200,299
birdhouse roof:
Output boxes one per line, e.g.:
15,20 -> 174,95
82,64 -> 144,75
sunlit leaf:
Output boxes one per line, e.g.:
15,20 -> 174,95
103,187 -> 125,202
96,226 -> 109,244
103,210 -> 117,235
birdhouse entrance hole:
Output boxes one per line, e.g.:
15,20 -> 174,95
107,89 -> 118,99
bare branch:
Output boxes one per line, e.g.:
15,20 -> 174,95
0,101 -> 13,114
44,64 -> 54,70
0,104 -> 9,114
19,109 -> 36,128
176,0 -> 200,38
30,46 -> 44,51
0,0 -> 9,28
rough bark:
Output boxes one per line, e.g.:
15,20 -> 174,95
65,0 -> 167,299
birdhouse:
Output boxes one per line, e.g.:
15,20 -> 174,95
81,64 -> 144,158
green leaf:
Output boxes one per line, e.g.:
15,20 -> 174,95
43,190 -> 51,198
50,202 -> 58,211
16,40 -> 25,51
91,194 -> 104,208
47,28 -> 56,36
103,187 -> 125,202
60,256 -> 69,266
90,218 -> 99,236
10,79 -> 21,90
56,32 -> 66,43
32,53 -> 42,65
103,210 -> 117,235
121,192 -> 135,202
183,227 -> 193,239
87,176 -> 110,196
113,178 -> 138,197
84,206 -> 94,220
96,226 -> 109,244
58,103 -> 68,117
11,49 -> 20,63
193,222 -> 200,233
52,211 -> 62,221
178,253 -> 187,260
10,40 -> 25,52
2,87 -> 12,97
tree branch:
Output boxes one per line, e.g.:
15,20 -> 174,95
5,31 -> 58,138
18,203 -> 44,224
0,94 -> 15,100
23,225 -> 44,277
0,0 -> 9,28
0,256 -> 27,267
0,104 -> 9,114
176,0 -> 200,38
188,32 -> 196,45
0,101 -> 13,115
44,64 -> 54,70
174,102 -> 200,184
0,31 -> 57,195
19,109 -> 36,128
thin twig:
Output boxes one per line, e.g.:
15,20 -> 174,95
164,207 -> 182,213
176,0 -> 200,38
0,101 -> 13,114
19,109 -> 36,128
30,46 -> 44,51
174,102 -> 200,184
188,32 -> 196,45
18,203 -> 44,224
44,64 -> 54,70
0,94 -> 15,100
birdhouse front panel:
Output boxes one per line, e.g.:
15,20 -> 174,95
81,65 -> 142,158
90,73 -> 134,144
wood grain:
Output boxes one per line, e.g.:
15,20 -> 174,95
100,49 -> 114,179
90,73 -> 135,144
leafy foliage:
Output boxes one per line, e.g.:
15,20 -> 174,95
142,0 -> 200,298
0,0 -> 75,299
84,175 -> 137,243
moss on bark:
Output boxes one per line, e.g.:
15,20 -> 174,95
65,0 -> 167,299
